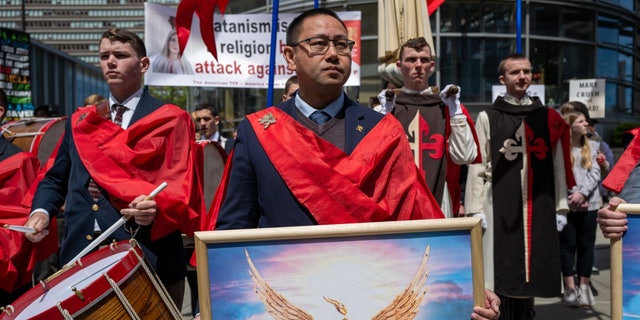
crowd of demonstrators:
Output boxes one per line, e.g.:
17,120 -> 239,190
3,7 -> 629,320
465,53 -> 575,320
195,8 -> 500,320
377,36 -> 481,218
559,111 -> 602,307
23,28 -> 203,309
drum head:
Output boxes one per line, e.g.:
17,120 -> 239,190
36,118 -> 66,164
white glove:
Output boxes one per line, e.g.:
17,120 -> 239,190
377,89 -> 396,114
440,84 -> 462,116
472,212 -> 487,230
556,213 -> 568,232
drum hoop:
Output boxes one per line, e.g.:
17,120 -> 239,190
67,262 -> 142,318
4,240 -> 143,319
29,117 -> 66,155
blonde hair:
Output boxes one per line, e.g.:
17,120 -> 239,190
83,94 -> 106,106
563,111 -> 592,170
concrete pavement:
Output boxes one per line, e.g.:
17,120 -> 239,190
534,230 -> 613,320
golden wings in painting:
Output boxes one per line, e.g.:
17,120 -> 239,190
245,245 -> 431,320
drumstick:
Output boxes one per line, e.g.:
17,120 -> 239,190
3,225 -> 36,233
65,182 -> 168,268
615,203 -> 640,214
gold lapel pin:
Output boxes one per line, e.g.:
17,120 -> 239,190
259,112 -> 277,129
356,125 -> 364,132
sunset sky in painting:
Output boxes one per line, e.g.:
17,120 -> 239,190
207,231 -> 476,319
623,215 -> 640,319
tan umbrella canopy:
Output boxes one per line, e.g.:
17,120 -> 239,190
377,0 -> 434,87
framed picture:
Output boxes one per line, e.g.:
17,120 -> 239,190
610,204 -> 640,320
194,217 -> 484,319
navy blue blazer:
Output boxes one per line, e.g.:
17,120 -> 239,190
216,95 -> 385,230
31,90 -> 186,284
0,135 -> 24,162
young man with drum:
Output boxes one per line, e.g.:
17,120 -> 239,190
24,28 -> 203,309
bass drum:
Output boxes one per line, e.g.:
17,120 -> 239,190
1,240 -> 182,320
1,117 -> 67,164
202,141 -> 227,211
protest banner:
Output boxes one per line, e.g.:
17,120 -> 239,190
569,78 -> 606,119
144,3 -> 361,88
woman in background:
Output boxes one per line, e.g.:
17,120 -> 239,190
560,111 -> 601,308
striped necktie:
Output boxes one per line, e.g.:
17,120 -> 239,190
87,104 -> 127,202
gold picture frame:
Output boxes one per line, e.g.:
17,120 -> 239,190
609,203 -> 640,320
195,217 -> 484,319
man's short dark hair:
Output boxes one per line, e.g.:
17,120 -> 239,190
498,53 -> 528,76
399,37 -> 433,61
102,28 -> 147,58
195,103 -> 219,117
284,75 -> 298,93
286,8 -> 347,46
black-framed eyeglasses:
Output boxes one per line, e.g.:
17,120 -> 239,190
291,37 -> 355,56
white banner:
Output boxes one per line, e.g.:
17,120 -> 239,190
568,79 -> 606,119
144,3 -> 361,88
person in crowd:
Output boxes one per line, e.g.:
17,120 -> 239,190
24,28 -> 203,308
588,119 -> 614,202
194,103 -> 234,154
597,124 -> 640,239
281,75 -> 299,102
33,104 -> 60,117
83,93 -> 107,107
376,80 -> 398,114
559,111 -> 601,307
0,88 -> 57,306
385,36 -> 481,218
465,53 -> 575,319
196,8 -> 500,320
559,102 -> 613,206
152,29 -> 193,74
558,101 -> 611,180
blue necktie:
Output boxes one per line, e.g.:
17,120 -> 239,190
309,111 -> 331,124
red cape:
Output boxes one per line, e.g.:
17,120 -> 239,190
0,152 -> 58,292
71,104 -> 204,239
193,108 -> 444,266
603,128 -> 640,193
201,107 -> 443,230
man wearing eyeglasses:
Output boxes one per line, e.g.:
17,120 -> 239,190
197,8 -> 500,320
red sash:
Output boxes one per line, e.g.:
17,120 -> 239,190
603,128 -> 640,193
0,152 -> 58,291
212,108 -> 442,225
71,104 -> 203,239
